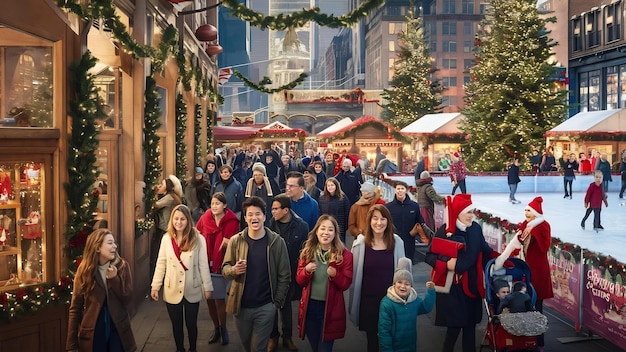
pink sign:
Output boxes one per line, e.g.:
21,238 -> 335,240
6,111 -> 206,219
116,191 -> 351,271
582,264 -> 626,350
545,249 -> 582,325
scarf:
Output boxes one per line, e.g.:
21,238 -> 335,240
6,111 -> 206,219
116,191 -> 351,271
245,177 -> 273,198
315,247 -> 331,264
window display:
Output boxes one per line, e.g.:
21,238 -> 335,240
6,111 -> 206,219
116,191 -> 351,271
0,162 -> 46,291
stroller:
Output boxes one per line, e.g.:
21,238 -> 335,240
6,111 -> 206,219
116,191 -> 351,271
480,257 -> 546,352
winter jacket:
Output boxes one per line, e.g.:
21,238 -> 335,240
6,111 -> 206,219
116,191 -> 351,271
347,193 -> 386,237
450,160 -> 467,181
334,170 -> 361,206
563,160 -> 579,178
244,176 -> 280,226
154,194 -> 180,231
318,192 -> 351,240
585,182 -> 607,209
151,234 -> 213,304
378,286 -> 435,352
348,234 -> 405,326
67,259 -> 136,352
595,158 -> 613,182
291,192 -> 319,231
415,177 -> 445,212
213,176 -> 244,214
269,210 -> 309,299
222,227 -> 291,315
296,248 -> 354,342
385,196 -> 425,239
196,208 -> 240,273
507,164 -> 521,184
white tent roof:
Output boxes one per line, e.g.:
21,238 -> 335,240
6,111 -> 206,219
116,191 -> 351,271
316,117 -> 353,136
547,109 -> 626,134
400,113 -> 464,134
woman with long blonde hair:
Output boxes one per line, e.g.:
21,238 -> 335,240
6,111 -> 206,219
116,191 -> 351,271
67,229 -> 136,352
151,204 -> 213,352
296,215 -> 353,351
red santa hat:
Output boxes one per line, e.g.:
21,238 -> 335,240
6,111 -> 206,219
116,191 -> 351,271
526,196 -> 544,218
445,194 -> 474,234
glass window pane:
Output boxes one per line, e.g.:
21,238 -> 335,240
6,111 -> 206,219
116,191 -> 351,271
579,72 -> 589,112
1,45 -> 53,128
607,66 -> 618,109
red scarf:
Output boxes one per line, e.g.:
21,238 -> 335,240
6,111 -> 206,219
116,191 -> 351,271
171,237 -> 188,271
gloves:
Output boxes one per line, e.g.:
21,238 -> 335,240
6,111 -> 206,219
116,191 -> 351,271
494,235 -> 521,270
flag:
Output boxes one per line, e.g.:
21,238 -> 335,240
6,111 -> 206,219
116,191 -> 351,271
218,68 -> 233,85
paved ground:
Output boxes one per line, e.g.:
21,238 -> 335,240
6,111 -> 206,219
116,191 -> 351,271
132,192 -> 626,352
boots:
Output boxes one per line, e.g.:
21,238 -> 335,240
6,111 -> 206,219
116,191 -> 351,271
220,326 -> 229,345
208,327 -> 221,344
267,337 -> 278,352
283,338 -> 298,351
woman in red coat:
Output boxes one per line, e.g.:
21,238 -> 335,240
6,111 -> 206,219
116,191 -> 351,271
195,192 -> 240,345
296,214 -> 353,352
496,196 -> 553,351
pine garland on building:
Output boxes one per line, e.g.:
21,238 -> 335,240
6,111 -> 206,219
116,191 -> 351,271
143,75 -> 162,215
233,70 -> 308,94
381,7 -> 442,129
176,92 -> 188,180
64,51 -> 105,271
461,0 -> 567,171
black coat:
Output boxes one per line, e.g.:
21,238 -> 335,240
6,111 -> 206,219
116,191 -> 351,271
269,210 -> 309,300
317,192 -> 351,240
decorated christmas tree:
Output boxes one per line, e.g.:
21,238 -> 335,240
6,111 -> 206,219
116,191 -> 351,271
381,6 -> 442,129
461,0 -> 567,171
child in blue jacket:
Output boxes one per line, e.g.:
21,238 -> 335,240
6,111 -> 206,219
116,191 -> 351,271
378,258 -> 436,352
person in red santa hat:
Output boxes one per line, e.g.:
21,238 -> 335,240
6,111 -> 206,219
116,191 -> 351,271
495,196 -> 553,352
425,194 -> 499,352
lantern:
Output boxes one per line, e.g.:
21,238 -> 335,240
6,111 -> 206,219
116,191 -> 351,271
195,24 -> 218,42
206,44 -> 223,56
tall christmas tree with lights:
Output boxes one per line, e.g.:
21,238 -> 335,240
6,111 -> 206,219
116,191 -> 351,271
381,6 -> 442,129
462,0 -> 567,171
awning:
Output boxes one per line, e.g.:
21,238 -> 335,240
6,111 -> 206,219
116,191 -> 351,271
400,113 -> 464,135
213,125 -> 259,141
315,117 -> 353,136
546,109 -> 626,136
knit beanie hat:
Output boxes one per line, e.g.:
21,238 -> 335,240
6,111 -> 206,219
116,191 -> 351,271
444,194 -> 474,234
420,171 -> 430,179
252,162 -> 267,176
360,181 -> 376,194
393,257 -> 413,285
168,174 -> 183,198
195,167 -> 204,174
526,197 -> 544,218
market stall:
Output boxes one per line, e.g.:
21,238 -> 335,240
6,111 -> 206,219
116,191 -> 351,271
400,113 -> 466,172
316,115 -> 411,172
546,109 -> 626,166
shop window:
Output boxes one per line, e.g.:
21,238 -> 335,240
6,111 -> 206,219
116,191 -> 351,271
607,66 -> 618,109
0,162 -> 47,291
579,72 -> 589,112
589,70 -> 601,111
620,65 -> 626,108
606,1 -> 622,43
0,43 -> 53,127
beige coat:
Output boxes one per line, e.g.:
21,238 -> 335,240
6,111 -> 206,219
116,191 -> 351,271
151,233 -> 213,304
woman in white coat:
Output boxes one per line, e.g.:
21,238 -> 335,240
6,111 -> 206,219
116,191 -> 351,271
151,204 -> 213,352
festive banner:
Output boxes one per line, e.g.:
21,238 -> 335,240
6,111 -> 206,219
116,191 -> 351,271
545,248 -> 582,325
480,221 -> 502,252
582,260 -> 626,350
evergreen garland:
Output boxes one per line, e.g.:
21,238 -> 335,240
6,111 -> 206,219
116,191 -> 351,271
222,0 -> 384,30
207,106 -> 214,154
143,75 -> 162,216
233,70 -> 308,94
64,51 -> 105,273
175,92 -> 188,180
194,104 -> 202,167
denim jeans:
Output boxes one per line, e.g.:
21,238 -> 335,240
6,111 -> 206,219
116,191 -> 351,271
508,183 -> 518,200
236,302 -> 276,352
305,299 -> 335,352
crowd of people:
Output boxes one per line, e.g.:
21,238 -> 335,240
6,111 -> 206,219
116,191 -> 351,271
69,144 -> 626,352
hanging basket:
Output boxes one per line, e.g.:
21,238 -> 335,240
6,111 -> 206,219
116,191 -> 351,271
195,24 -> 218,42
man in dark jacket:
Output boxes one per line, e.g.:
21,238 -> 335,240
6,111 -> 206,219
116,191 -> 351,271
385,180 -> 426,264
278,155 -> 300,192
334,158 -> 361,206
268,194 -> 308,351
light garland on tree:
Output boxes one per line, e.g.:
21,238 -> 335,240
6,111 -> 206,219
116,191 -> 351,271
194,104 -> 202,167
143,75 -> 162,217
175,92 -> 188,180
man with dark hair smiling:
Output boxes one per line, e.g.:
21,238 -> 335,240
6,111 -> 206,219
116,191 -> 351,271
222,196 -> 291,352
